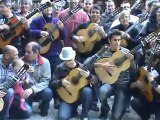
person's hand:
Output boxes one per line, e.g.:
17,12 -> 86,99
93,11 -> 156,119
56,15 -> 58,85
77,36 -> 86,43
77,68 -> 90,78
95,62 -> 116,75
57,20 -> 64,30
0,24 -> 10,31
135,80 -> 144,90
20,17 -> 29,29
41,31 -> 49,37
95,25 -> 107,38
146,71 -> 154,82
28,66 -> 34,73
62,79 -> 71,88
0,91 -> 6,98
22,88 -> 33,98
126,53 -> 134,61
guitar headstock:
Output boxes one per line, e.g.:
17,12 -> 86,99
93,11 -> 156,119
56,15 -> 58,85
131,0 -> 141,10
154,33 -> 160,51
143,32 -> 157,44
16,64 -> 29,79
112,7 -> 123,16
68,4 -> 82,16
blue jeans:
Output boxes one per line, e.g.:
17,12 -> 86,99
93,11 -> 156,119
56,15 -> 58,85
27,87 -> 52,112
99,83 -> 129,120
0,88 -> 14,120
58,87 -> 92,120
9,95 -> 32,119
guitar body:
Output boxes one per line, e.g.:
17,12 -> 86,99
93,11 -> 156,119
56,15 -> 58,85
39,23 -> 59,54
57,68 -> 88,103
0,98 -> 4,111
95,51 -> 130,84
137,67 -> 153,102
0,17 -> 25,49
76,23 -> 102,53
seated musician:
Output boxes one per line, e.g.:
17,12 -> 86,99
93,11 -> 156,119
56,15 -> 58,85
94,29 -> 136,120
51,47 -> 97,120
130,49 -> 160,120
0,0 -> 29,56
71,4 -> 107,63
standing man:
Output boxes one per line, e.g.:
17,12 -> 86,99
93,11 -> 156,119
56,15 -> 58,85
22,42 -> 52,117
30,0 -> 66,75
83,0 -> 94,18
0,0 -> 29,56
58,0 -> 89,49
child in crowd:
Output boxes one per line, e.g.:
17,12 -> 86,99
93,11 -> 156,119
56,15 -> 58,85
12,59 -> 30,111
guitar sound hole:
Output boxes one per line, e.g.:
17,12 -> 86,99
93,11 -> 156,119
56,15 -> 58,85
144,76 -> 149,83
71,73 -> 82,85
1,31 -> 16,41
88,30 -> 93,37
71,77 -> 79,84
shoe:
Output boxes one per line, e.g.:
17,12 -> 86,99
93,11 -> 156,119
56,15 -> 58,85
80,114 -> 90,120
125,107 -> 131,113
54,99 -> 60,109
40,110 -> 48,117
72,110 -> 78,117
91,105 -> 99,111
99,114 -> 107,120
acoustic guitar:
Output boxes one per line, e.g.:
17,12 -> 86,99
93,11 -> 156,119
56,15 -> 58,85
76,7 -> 122,53
0,1 -> 53,49
95,32 -> 158,84
39,5 -> 82,54
56,46 -> 108,103
136,38 -> 160,102
0,64 -> 29,111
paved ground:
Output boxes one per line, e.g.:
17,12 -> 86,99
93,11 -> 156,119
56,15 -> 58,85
19,99 -> 141,120
10,97 -> 154,120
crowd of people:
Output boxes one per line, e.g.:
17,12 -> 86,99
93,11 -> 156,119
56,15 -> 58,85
0,0 -> 160,120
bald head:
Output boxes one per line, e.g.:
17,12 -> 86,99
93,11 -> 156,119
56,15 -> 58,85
2,45 -> 19,65
25,42 -> 41,62
3,45 -> 18,55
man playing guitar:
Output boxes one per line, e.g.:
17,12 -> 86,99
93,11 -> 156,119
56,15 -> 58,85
94,29 -> 135,120
51,47 -> 97,120
0,0 -> 29,56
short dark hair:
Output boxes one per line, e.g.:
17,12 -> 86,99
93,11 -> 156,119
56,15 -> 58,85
0,0 -> 12,7
108,29 -> 122,40
90,4 -> 102,15
32,42 -> 41,54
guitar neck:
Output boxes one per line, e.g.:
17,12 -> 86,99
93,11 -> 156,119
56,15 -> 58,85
130,41 -> 145,55
10,2 -> 52,31
82,46 -> 107,70
1,76 -> 19,93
